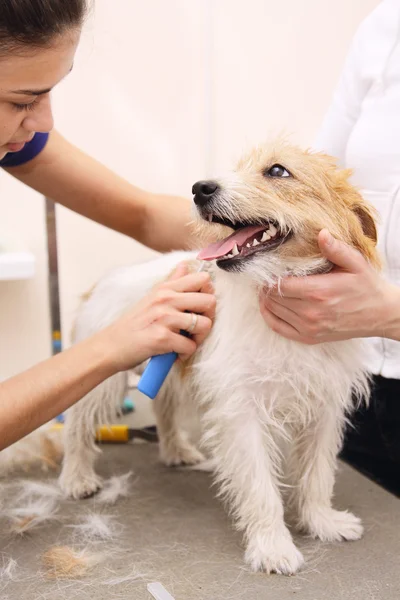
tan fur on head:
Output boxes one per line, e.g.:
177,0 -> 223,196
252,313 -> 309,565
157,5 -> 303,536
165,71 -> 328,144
195,140 -> 380,279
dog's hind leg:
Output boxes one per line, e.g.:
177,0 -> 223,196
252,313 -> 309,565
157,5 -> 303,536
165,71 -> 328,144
59,372 -> 127,499
153,374 -> 205,467
288,401 -> 363,542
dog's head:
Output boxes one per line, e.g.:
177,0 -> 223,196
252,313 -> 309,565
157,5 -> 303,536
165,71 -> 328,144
193,141 -> 379,284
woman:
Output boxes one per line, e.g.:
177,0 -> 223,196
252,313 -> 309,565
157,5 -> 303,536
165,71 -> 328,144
261,0 -> 400,493
0,0 -> 215,450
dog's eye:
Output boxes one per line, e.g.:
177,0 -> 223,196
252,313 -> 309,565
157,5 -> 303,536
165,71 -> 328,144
264,164 -> 291,178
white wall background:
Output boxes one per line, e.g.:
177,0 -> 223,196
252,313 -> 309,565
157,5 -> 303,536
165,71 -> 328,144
0,0 -> 379,378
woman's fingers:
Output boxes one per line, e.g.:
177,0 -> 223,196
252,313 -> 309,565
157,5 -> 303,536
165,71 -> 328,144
160,310 -> 212,338
154,310 -> 212,360
163,271 -> 211,294
158,264 -> 216,317
152,264 -> 216,357
167,262 -> 189,281
259,300 -> 302,341
167,331 -> 197,357
170,291 -> 216,318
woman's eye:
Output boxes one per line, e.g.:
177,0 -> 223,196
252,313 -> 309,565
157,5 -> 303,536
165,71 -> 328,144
264,164 -> 291,178
12,98 -> 39,112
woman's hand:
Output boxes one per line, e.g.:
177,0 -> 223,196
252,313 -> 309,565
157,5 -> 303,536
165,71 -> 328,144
99,263 -> 216,371
0,264 -> 214,450
259,229 -> 400,344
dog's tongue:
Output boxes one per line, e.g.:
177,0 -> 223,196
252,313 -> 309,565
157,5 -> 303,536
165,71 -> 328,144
197,225 -> 266,260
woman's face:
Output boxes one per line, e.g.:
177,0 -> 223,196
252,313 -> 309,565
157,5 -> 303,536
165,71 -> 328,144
0,30 -> 80,160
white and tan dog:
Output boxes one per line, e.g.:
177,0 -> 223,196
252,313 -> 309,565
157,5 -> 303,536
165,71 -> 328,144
59,141 -> 379,575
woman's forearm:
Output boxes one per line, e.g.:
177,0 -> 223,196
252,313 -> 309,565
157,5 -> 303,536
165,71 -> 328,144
5,130 -> 196,252
0,334 -> 115,450
0,267 -> 215,452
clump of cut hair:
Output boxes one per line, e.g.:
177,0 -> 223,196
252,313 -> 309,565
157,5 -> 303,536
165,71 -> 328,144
42,545 -> 103,579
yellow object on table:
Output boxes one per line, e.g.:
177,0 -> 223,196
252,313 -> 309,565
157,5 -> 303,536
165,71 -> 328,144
51,423 -> 157,444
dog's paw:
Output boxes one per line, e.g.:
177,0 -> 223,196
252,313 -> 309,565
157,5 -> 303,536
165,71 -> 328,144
245,530 -> 304,575
160,443 -> 206,467
59,470 -> 103,500
301,507 -> 363,542
181,458 -> 216,472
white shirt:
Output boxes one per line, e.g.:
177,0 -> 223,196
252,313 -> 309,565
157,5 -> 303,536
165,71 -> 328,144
314,0 -> 400,379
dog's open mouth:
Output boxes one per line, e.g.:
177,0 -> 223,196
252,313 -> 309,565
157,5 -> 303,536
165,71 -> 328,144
197,215 -> 291,264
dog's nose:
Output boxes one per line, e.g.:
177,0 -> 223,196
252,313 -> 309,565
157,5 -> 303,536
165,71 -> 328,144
192,180 -> 219,206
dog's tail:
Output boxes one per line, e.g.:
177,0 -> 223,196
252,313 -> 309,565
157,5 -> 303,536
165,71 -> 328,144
0,423 -> 64,477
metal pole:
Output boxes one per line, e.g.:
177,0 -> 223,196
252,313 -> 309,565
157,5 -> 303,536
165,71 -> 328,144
45,197 -> 62,355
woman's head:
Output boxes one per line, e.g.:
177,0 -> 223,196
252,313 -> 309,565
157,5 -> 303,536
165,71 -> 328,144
0,0 -> 87,159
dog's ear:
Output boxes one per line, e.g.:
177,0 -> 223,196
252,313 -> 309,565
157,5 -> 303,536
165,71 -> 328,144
333,166 -> 378,245
352,204 -> 378,245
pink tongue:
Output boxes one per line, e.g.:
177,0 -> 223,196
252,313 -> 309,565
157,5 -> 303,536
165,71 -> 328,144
197,225 -> 267,260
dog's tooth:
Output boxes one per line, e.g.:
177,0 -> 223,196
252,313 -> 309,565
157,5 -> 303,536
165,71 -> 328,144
246,243 -> 251,248
261,231 -> 271,242
232,243 -> 239,256
268,223 -> 277,236
226,253 -> 233,258
208,214 -> 213,223
253,238 -> 260,246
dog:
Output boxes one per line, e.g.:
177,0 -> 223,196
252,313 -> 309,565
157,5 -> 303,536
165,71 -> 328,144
59,140 -> 379,575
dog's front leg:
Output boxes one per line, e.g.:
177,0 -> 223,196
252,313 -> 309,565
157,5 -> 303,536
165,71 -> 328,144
288,403 -> 363,542
59,372 -> 127,499
205,398 -> 304,575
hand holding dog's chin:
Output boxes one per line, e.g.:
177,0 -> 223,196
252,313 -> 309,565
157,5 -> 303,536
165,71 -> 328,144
259,229 -> 400,345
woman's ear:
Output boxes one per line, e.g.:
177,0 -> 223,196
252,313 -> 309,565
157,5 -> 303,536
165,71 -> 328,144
352,204 -> 378,244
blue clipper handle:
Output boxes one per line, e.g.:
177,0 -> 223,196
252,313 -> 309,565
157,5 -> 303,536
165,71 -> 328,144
137,351 -> 178,399
138,324 -> 194,399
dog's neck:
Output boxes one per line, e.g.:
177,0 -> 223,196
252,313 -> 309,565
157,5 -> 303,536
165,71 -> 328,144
210,256 -> 332,298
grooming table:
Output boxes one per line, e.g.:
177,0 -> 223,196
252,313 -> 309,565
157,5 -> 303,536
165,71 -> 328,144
2,444 -> 399,600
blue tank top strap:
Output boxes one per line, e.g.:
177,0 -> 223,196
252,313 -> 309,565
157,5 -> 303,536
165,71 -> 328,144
0,132 -> 49,167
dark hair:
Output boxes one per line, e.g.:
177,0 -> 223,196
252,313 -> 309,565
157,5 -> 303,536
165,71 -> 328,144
0,0 -> 87,54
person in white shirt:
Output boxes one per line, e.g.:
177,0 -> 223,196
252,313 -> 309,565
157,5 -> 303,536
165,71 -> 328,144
260,0 -> 400,493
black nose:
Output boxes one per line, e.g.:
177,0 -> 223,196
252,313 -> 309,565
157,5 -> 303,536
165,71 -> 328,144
192,180 -> 219,206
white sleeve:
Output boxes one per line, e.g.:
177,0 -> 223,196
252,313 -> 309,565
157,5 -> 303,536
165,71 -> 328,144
313,18 -> 375,165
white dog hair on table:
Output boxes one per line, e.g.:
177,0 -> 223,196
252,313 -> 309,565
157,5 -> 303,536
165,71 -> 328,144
59,140 -> 379,575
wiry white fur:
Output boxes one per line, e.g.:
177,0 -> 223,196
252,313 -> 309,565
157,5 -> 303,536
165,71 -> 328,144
68,513 -> 122,542
96,472 -> 133,505
5,496 -> 59,534
59,249 -> 369,574
0,557 -> 18,581
59,148 -> 374,574
14,479 -> 64,501
189,268 -> 367,573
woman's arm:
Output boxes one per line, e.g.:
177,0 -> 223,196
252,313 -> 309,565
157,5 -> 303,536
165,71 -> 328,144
0,266 -> 215,450
0,334 -> 116,450
4,130 -> 196,252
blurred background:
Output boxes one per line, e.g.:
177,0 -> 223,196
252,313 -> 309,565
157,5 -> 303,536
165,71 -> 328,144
0,0 -> 378,379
